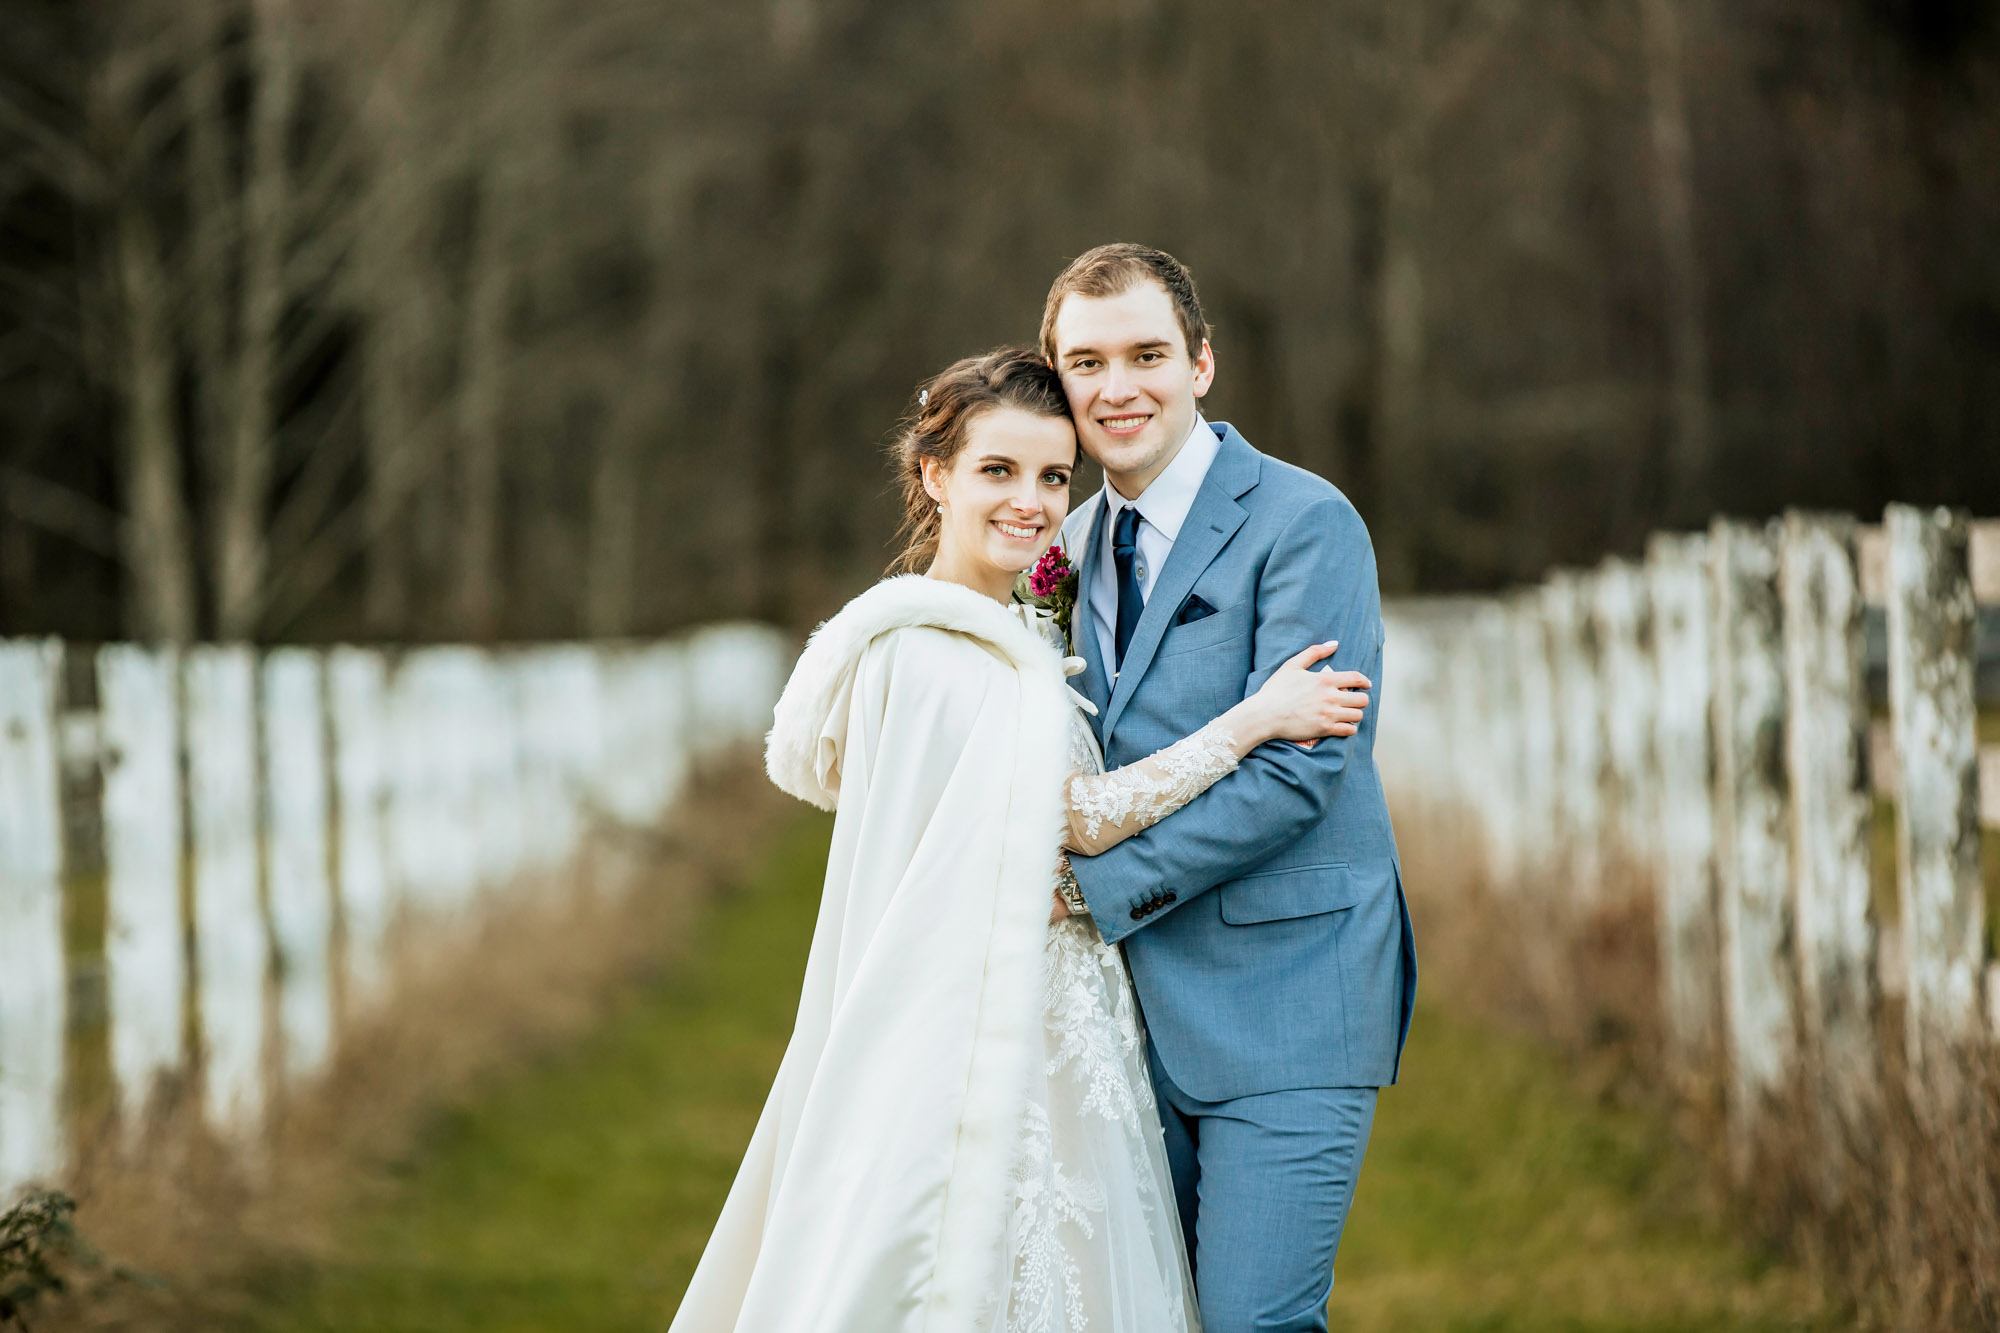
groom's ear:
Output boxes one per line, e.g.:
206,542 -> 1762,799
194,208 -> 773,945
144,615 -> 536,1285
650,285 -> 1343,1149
1192,339 -> 1216,399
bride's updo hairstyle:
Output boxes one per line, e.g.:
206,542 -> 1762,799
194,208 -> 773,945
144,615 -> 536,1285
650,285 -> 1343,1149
888,347 -> 1070,575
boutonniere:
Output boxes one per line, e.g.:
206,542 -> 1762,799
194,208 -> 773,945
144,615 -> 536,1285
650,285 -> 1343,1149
1014,542 -> 1081,656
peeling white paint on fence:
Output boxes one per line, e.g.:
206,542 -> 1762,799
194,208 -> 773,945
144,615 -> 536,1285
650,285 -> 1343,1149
97,645 -> 186,1127
262,650 -> 334,1084
1707,519 -> 1798,1159
0,641 -> 67,1198
1591,559 -> 1657,882
1543,573 -> 1606,903
1377,503 -> 1994,1185
1778,513 -> 1878,1136
1645,532 -> 1722,1078
1884,505 -> 1984,1074
183,646 -> 269,1135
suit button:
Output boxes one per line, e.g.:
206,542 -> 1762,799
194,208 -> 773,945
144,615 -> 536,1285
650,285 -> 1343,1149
1130,906 -> 1144,920
1164,891 -> 1177,903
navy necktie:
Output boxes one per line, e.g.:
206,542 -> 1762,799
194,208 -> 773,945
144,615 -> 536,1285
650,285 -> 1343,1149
1112,504 -> 1144,672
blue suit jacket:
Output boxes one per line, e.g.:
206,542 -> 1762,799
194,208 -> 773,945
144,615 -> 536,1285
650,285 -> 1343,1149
1064,422 -> 1416,1100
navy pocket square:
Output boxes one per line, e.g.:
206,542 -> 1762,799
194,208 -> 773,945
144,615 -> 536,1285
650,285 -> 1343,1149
1174,594 -> 1218,627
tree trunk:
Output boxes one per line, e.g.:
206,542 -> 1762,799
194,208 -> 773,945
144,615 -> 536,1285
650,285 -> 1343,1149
452,0 -> 542,641
1638,0 -> 1714,523
182,0 -> 236,557
215,0 -> 299,639
114,203 -> 198,643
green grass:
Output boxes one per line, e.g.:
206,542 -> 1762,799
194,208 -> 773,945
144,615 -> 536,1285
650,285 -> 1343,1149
239,816 -> 830,1333
240,811 -> 1831,1332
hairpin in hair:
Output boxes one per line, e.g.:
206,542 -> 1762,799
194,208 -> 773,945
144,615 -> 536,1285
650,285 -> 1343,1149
918,388 -> 929,407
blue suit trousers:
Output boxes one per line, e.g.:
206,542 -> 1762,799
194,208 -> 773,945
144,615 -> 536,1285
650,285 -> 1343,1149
1149,1044 -> 1377,1333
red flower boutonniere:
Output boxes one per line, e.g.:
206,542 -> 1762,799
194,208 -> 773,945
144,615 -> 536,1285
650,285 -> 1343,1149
1014,543 -> 1081,656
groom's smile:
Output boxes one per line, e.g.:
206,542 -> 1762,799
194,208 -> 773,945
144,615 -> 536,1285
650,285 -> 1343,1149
1097,413 -> 1154,436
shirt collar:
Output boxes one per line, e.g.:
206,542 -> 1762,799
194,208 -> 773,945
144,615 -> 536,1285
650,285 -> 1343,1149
1094,414 -> 1216,542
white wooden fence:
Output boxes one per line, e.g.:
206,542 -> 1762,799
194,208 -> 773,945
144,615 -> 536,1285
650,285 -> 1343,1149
0,624 -> 788,1201
1381,505 -> 1998,1172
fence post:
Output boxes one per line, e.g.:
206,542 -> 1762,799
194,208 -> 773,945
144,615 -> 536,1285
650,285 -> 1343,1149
1444,603 -> 1497,880
383,651 -> 443,915
1884,504 -> 1984,1083
1708,518 -> 1797,1171
0,640 -> 67,1198
97,645 -> 187,1130
1377,607 -> 1441,827
328,648 -> 393,1016
469,652 -> 525,895
1645,532 -> 1723,1086
1507,591 -> 1560,899
183,646 -> 268,1134
1592,559 -> 1658,896
1778,512 -> 1879,1162
1477,602 -> 1529,891
1543,573 -> 1606,905
262,649 -> 334,1085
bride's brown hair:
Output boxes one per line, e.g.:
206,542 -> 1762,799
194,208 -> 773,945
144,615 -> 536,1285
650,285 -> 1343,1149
887,347 -> 1071,575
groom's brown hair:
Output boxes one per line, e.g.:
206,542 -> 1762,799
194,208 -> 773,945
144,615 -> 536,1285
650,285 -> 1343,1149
1040,243 -> 1211,363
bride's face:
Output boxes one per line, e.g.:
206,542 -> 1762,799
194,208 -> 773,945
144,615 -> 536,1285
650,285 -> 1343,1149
924,406 -> 1077,579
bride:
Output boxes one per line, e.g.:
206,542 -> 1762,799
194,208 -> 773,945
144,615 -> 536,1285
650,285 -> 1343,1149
669,348 -> 1370,1333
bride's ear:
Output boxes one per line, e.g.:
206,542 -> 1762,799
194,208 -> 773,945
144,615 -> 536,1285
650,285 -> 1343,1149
920,457 -> 946,507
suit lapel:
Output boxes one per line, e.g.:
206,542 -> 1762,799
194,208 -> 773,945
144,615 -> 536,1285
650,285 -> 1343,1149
1102,427 -> 1260,740
1065,495 -> 1112,716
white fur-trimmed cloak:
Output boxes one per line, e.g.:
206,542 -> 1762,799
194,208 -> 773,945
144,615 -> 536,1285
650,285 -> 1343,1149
670,575 -> 1073,1333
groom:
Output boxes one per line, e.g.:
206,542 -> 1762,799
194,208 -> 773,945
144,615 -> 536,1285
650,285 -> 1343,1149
1048,244 -> 1416,1333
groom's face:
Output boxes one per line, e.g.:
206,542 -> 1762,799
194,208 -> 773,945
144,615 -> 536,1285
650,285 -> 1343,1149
1050,280 -> 1214,498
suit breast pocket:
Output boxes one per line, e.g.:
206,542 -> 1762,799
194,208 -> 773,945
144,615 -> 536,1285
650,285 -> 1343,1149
1158,609 -> 1247,659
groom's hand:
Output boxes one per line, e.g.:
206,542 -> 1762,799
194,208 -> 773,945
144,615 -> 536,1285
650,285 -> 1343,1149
1049,890 -> 1071,924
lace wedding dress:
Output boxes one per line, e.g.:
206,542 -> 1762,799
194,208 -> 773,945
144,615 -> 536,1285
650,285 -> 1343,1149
996,619 -> 1238,1333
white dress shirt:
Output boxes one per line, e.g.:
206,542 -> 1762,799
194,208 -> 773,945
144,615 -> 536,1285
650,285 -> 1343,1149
1088,415 -> 1219,675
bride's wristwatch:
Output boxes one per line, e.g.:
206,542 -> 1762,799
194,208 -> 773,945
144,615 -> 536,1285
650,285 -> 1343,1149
1055,852 -> 1090,917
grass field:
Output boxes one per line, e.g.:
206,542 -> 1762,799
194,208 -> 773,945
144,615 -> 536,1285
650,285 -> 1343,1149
238,810 -> 1833,1332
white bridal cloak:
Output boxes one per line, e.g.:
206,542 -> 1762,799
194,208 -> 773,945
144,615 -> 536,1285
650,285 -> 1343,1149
670,575 -> 1199,1333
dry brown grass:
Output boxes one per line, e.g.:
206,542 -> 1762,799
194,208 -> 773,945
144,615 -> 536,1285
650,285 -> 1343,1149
39,763 -> 791,1332
1395,799 -> 2000,1331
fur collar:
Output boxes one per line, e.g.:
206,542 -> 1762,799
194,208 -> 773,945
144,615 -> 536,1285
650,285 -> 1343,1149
764,574 -> 1063,809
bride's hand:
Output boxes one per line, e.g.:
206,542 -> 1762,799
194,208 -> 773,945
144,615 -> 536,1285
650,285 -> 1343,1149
1242,641 -> 1371,744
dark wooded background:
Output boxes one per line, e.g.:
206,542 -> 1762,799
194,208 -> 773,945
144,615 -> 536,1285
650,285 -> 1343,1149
2,0 -> 1994,642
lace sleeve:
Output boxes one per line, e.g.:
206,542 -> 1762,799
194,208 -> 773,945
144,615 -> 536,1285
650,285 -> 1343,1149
1063,722 -> 1240,856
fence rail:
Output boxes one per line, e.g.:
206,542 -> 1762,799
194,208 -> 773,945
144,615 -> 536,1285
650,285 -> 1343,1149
1380,507 -> 1997,1173
0,625 -> 788,1201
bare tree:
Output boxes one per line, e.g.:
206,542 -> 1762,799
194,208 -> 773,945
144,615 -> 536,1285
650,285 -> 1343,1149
1639,0 -> 1714,524
210,0 -> 299,639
